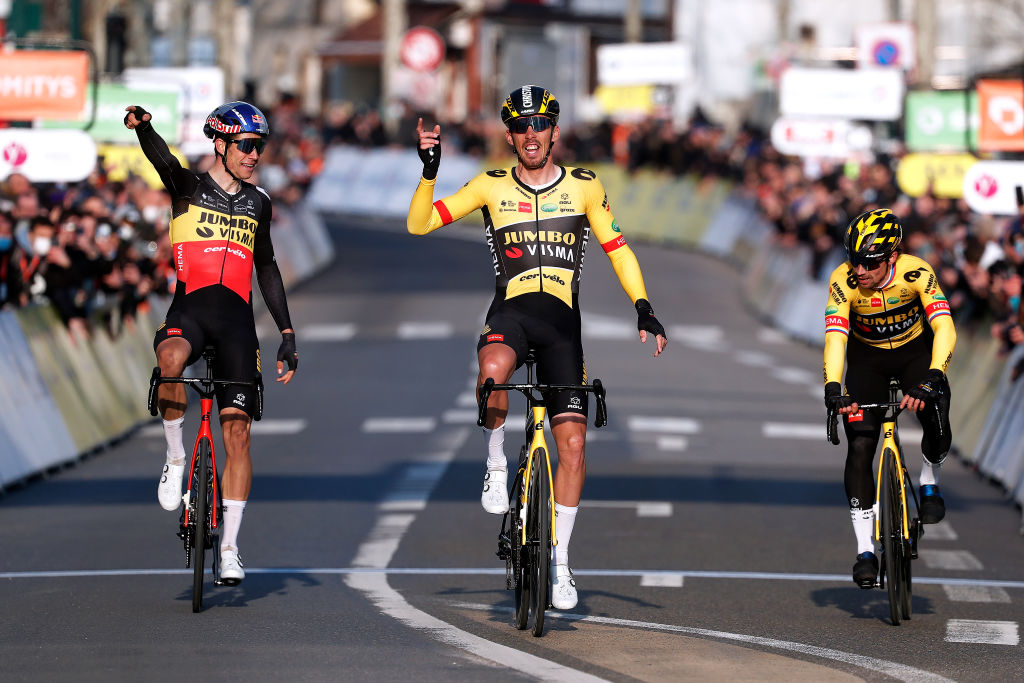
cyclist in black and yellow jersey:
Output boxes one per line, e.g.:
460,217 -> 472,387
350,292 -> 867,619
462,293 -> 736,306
408,85 -> 668,610
125,101 -> 299,585
823,208 -> 956,587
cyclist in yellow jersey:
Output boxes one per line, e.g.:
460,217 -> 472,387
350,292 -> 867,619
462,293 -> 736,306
823,208 -> 956,587
408,85 -> 668,610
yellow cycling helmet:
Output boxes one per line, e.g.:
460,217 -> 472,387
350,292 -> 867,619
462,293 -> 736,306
844,208 -> 902,268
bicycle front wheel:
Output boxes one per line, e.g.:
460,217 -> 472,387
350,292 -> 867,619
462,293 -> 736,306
899,472 -> 913,621
511,458 -> 530,630
530,448 -> 551,637
191,438 -> 212,613
881,450 -> 903,626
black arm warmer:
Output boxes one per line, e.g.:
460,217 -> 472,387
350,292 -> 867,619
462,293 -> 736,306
135,123 -> 192,197
256,259 -> 293,332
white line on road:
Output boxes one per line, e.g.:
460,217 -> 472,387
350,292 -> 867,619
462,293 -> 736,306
925,521 -> 958,542
771,367 -> 817,384
303,323 -> 357,342
362,417 -> 437,433
442,409 -> 479,424
762,423 -> 824,440
942,584 -> 1011,603
735,350 -> 774,367
453,602 -> 956,683
628,416 -> 700,434
668,325 -> 724,347
583,501 -> 673,517
921,550 -> 984,571
656,435 -> 688,451
945,620 -> 1019,645
758,328 -> 789,345
641,574 -> 684,587
397,322 -> 453,339
139,419 -> 307,438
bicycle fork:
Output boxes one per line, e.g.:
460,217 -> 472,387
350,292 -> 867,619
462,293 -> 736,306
181,397 -> 221,567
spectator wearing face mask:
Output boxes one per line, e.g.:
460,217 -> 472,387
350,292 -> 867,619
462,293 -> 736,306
0,211 -> 25,308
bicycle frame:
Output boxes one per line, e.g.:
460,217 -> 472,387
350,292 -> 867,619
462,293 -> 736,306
519,404 -> 557,549
184,394 -> 220,532
872,415 -> 909,544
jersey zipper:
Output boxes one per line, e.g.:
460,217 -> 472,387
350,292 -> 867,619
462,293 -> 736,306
218,189 -> 232,286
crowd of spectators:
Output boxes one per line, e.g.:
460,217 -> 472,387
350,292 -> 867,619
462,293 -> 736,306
5,94 -> 1024,356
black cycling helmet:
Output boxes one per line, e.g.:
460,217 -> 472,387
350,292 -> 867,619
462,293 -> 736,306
500,85 -> 559,128
203,101 -> 270,140
844,208 -> 903,268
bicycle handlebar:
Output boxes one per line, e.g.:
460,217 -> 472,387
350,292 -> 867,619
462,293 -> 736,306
476,377 -> 608,429
826,401 -> 905,446
147,368 -> 264,419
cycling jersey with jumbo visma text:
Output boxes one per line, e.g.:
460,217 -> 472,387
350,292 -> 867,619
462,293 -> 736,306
823,253 -> 956,385
407,165 -> 648,308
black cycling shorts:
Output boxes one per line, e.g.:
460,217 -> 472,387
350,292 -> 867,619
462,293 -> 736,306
153,285 -> 261,417
477,292 -> 588,419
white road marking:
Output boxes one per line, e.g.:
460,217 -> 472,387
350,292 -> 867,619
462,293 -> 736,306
362,417 -> 437,433
303,323 -> 357,342
735,350 -> 774,367
942,584 -> 1011,603
628,416 -> 700,434
762,423 -> 825,440
945,620 -> 1019,645
641,573 -> 684,587
453,602 -> 956,683
771,367 -> 817,384
581,315 -> 633,340
668,325 -> 724,346
455,391 -> 477,407
139,419 -> 306,437
397,322 -> 453,339
758,328 -> 788,344
583,501 -> 673,517
657,435 -> 688,451
346,427 -> 607,682
442,409 -> 479,424
380,456 -> 453,512
4,567 -> 1024,590
921,550 -> 984,571
925,521 -> 958,541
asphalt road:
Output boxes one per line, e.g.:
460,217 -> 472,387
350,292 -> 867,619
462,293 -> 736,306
1,216 -> 1022,682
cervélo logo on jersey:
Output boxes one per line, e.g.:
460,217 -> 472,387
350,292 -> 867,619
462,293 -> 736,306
502,229 -> 577,262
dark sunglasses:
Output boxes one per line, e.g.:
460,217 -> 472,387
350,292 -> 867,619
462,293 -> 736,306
508,115 -> 554,134
852,258 -> 886,271
228,137 -> 266,155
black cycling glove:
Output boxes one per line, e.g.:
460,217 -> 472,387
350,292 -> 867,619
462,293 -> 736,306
124,105 -> 152,131
907,369 -> 945,403
277,332 -> 298,374
634,298 -> 666,339
418,134 -> 441,180
824,381 -> 853,412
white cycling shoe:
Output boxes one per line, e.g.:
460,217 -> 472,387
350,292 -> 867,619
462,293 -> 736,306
481,468 -> 509,514
551,564 -> 578,610
157,463 -> 185,511
219,546 -> 245,585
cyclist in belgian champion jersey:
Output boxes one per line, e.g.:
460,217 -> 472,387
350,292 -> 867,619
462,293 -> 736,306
823,208 -> 956,588
408,85 -> 668,610
125,101 -> 299,584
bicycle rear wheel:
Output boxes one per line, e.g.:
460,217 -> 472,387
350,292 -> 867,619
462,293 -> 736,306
899,472 -> 913,620
530,448 -> 551,637
511,456 -> 530,630
881,450 -> 903,625
191,438 -> 211,613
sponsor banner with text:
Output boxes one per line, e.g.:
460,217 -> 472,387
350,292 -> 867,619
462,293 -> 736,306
977,80 -> 1024,152
0,50 -> 89,120
962,161 -> 1024,215
905,91 -> 979,152
0,129 -> 97,182
770,117 -> 872,158
780,67 -> 904,121
39,83 -> 181,144
896,153 -> 976,198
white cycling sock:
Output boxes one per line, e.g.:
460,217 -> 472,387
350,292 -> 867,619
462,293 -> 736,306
221,499 -> 247,551
483,425 -> 506,470
851,508 -> 875,555
919,458 -> 941,487
162,417 -> 186,465
553,503 -> 578,566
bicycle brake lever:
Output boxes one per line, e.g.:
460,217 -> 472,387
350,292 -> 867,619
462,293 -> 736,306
147,366 -> 161,416
827,409 -> 840,445
592,379 -> 608,428
477,378 -> 495,427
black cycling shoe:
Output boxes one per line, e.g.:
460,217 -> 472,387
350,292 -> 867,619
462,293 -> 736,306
919,484 -> 946,524
852,551 -> 878,589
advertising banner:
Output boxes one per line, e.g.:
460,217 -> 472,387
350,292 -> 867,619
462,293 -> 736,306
962,161 -> 1024,215
780,68 -> 904,121
39,83 -> 181,144
896,153 -> 976,198
977,80 -> 1024,152
855,22 -> 916,70
905,91 -> 979,152
0,50 -> 89,120
99,143 -> 188,189
122,67 -> 224,157
0,129 -> 97,182
769,118 -> 872,158
597,42 -> 692,86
